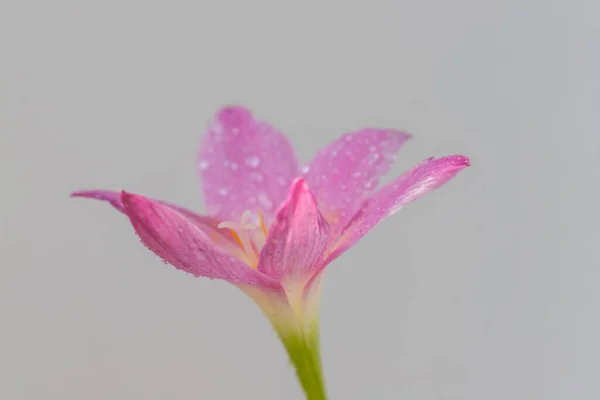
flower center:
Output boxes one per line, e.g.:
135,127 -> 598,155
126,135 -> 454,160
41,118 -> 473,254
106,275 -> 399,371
218,210 -> 268,269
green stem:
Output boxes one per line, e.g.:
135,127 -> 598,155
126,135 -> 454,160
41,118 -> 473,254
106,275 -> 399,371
279,326 -> 327,400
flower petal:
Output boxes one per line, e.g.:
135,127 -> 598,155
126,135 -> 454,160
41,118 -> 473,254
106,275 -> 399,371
71,189 -> 239,247
326,155 -> 471,264
121,192 -> 281,288
71,190 -> 125,213
198,106 -> 300,223
257,178 -> 330,284
304,129 -> 410,232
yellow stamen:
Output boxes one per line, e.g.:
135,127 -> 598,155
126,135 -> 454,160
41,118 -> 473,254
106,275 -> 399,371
217,210 -> 269,270
258,210 -> 268,237
226,229 -> 244,248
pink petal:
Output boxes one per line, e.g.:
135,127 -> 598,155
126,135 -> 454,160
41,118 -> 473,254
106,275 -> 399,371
121,192 -> 281,288
326,155 -> 471,264
197,106 -> 300,223
257,178 -> 330,283
304,129 -> 410,232
71,190 -> 125,212
71,190 -> 240,252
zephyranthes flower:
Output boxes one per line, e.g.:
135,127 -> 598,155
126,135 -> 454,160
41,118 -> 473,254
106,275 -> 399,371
72,106 -> 470,399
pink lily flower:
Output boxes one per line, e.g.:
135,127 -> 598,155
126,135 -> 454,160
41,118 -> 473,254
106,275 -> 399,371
72,106 -> 470,399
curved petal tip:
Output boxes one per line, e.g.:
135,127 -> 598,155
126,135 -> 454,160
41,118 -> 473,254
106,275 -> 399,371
215,105 -> 253,130
70,189 -> 125,213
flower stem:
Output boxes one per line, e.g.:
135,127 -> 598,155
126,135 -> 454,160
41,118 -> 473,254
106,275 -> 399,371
280,325 -> 327,400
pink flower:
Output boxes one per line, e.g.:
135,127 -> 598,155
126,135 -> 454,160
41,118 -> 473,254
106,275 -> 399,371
72,105 -> 469,398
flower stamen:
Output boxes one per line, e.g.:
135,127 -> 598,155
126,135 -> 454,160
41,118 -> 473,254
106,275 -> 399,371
218,210 -> 268,269
258,210 -> 268,237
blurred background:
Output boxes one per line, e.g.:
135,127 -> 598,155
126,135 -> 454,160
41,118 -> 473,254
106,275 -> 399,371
1,1 -> 598,399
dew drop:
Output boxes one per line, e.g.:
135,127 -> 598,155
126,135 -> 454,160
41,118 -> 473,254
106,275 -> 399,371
367,153 -> 380,164
245,155 -> 261,168
250,172 -> 264,182
212,123 -> 224,135
257,193 -> 273,209
277,176 -> 287,186
218,188 -> 228,196
300,165 -> 310,174
352,171 -> 362,178
198,160 -> 210,170
231,162 -> 239,171
383,152 -> 396,162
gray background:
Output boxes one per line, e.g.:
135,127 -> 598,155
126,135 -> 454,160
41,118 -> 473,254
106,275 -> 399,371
1,1 -> 598,399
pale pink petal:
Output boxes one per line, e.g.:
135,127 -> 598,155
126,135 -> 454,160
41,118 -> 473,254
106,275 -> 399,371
325,155 -> 471,264
304,129 -> 410,232
257,178 -> 330,283
71,190 -> 240,250
198,106 -> 300,223
122,192 -> 281,288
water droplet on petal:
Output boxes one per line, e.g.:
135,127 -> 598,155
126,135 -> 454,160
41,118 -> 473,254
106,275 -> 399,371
231,162 -> 239,171
250,172 -> 264,182
218,188 -> 228,196
367,153 -> 380,164
257,193 -> 273,210
352,171 -> 362,178
383,151 -> 396,162
277,176 -> 287,186
198,160 -> 210,170
300,165 -> 310,174
245,155 -> 261,168
212,123 -> 224,135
